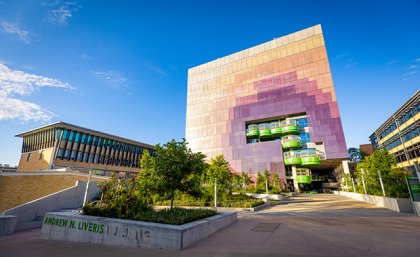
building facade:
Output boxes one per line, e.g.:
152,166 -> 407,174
15,122 -> 154,175
186,25 -> 348,190
370,90 -> 420,172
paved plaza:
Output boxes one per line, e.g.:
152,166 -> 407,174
1,194 -> 419,257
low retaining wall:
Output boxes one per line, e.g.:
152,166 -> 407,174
41,211 -> 237,250
2,181 -> 101,232
0,215 -> 17,236
245,193 -> 283,200
333,191 -> 414,213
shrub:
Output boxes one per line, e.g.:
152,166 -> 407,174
83,204 -> 216,225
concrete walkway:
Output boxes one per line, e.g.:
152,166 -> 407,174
1,194 -> 420,257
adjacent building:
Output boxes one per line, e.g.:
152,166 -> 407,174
186,25 -> 348,191
370,90 -> 420,172
15,122 -> 154,176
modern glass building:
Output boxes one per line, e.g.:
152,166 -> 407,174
15,122 -> 154,175
370,90 -> 420,172
186,25 -> 348,191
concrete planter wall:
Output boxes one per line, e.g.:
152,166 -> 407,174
0,215 -> 17,236
333,191 -> 414,213
2,181 -> 100,232
245,193 -> 283,200
41,211 -> 237,250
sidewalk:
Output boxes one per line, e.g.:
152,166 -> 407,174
1,194 -> 420,257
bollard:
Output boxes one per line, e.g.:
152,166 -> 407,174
378,170 -> 386,197
361,173 -> 367,195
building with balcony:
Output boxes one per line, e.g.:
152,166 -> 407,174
370,90 -> 420,172
186,25 -> 348,191
15,122 -> 154,176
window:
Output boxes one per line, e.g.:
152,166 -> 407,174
77,152 -> 83,162
70,151 -> 77,161
83,153 -> 89,162
69,131 -> 75,142
87,135 -> 93,145
64,149 -> 70,159
81,134 -> 87,144
300,133 -> 311,143
93,136 -> 98,146
88,153 -> 94,163
62,129 -> 69,141
57,148 -> 64,158
75,132 -> 81,143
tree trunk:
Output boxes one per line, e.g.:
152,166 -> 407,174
170,189 -> 174,211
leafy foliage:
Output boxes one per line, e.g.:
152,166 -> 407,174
355,150 -> 409,198
203,155 -> 231,196
88,174 -> 151,219
84,205 -> 216,225
153,193 -> 264,208
154,139 -> 206,210
348,147 -> 365,163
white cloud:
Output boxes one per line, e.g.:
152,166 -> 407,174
93,70 -> 128,90
0,20 -> 30,43
408,65 -> 417,69
46,1 -> 81,27
403,70 -> 417,76
0,63 -> 75,123
416,58 -> 420,62
144,62 -> 167,76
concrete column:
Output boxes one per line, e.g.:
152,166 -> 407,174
292,165 -> 299,193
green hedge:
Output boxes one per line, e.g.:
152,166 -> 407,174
83,204 -> 217,225
153,193 -> 265,208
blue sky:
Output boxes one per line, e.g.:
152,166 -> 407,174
0,0 -> 419,166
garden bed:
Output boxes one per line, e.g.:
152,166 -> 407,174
41,211 -> 237,250
83,205 -> 217,225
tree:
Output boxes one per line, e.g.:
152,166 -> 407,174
154,139 -> 206,210
255,171 -> 265,193
241,171 -> 251,193
231,172 -> 242,193
348,147 -> 363,163
272,173 -> 280,190
137,150 -> 157,204
205,155 -> 231,196
355,149 -> 408,197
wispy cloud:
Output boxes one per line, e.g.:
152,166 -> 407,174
416,58 -> 420,62
0,63 -> 75,123
80,54 -> 91,61
144,62 -> 167,76
408,65 -> 417,69
386,60 -> 399,66
45,1 -> 81,27
0,20 -> 30,43
334,52 -> 349,60
93,70 -> 128,90
403,70 -> 417,76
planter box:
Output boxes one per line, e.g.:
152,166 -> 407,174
0,215 -> 17,236
41,211 -> 237,250
333,191 -> 414,213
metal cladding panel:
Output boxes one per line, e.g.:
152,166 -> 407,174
186,25 -> 347,181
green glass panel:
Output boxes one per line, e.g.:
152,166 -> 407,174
282,125 -> 300,135
271,127 -> 282,135
259,129 -> 272,137
282,141 -> 302,149
296,175 -> 312,184
301,157 -> 321,165
247,130 -> 260,137
284,158 -> 302,165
